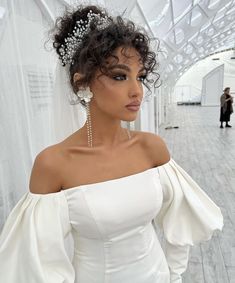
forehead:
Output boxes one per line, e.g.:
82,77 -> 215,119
107,46 -> 143,67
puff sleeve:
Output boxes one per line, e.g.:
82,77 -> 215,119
0,191 -> 75,283
153,159 -> 223,283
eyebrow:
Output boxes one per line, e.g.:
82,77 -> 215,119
108,64 -> 145,73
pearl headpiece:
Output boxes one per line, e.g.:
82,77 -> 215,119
58,10 -> 111,66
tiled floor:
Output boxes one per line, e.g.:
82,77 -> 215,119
159,104 -> 235,283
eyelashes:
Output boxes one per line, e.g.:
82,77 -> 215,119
138,75 -> 147,82
112,75 -> 126,81
111,74 -> 147,82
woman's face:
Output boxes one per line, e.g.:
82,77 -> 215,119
89,46 -> 145,122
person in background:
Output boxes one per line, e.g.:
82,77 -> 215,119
220,87 -> 233,128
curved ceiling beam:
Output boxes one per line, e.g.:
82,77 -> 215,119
154,0 -> 235,87
136,0 -> 154,37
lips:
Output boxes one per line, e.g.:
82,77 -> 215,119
126,101 -> 141,107
126,101 -> 141,112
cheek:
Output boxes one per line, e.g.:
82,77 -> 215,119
94,80 -> 126,104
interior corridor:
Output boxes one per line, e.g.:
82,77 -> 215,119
160,105 -> 235,283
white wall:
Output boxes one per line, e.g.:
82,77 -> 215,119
201,64 -> 224,106
174,50 -> 235,102
140,93 -> 156,133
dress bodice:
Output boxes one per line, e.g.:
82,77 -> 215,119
62,167 -> 168,282
64,166 -> 161,239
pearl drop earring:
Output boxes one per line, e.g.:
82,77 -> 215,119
76,88 -> 93,147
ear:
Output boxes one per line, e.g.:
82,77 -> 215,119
73,72 -> 83,84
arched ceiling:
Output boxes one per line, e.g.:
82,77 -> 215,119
134,0 -> 235,87
2,0 -> 234,88
103,0 -> 235,87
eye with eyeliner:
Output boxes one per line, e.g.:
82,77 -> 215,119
138,74 -> 147,82
111,73 -> 126,81
110,73 -> 147,82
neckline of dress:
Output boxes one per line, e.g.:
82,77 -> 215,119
28,159 -> 171,196
61,166 -> 159,193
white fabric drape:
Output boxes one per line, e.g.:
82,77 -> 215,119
0,0 -> 137,231
0,0 -> 87,230
50,63 -> 86,144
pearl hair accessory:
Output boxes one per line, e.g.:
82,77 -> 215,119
58,10 -> 111,66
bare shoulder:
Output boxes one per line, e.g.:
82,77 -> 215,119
29,144 -> 64,194
132,130 -> 170,166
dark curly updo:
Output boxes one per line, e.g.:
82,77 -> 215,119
52,5 -> 159,102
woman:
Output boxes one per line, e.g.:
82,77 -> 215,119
0,5 -> 223,283
220,87 -> 233,128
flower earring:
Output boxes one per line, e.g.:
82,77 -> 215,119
76,87 -> 93,147
77,87 -> 93,103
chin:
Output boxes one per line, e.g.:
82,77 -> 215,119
122,116 -> 138,122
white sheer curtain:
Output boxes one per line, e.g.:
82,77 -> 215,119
0,0 -> 151,231
0,0 -> 87,230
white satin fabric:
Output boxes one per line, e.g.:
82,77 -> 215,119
0,159 -> 223,283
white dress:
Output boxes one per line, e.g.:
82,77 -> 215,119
0,159 -> 223,283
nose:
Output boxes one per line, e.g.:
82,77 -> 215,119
128,79 -> 143,99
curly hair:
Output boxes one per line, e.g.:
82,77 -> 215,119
52,5 -> 160,105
